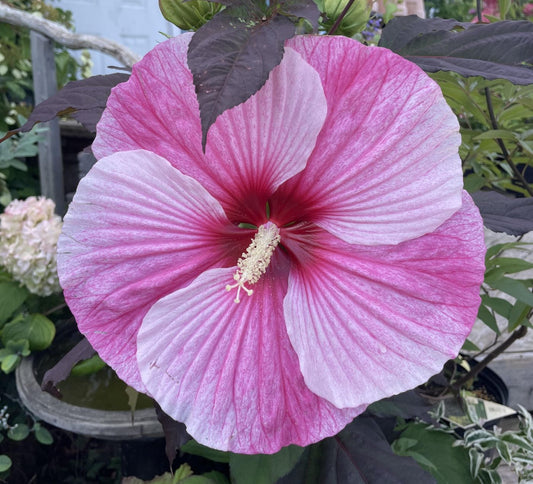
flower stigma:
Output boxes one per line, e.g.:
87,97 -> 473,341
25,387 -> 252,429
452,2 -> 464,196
226,221 -> 281,303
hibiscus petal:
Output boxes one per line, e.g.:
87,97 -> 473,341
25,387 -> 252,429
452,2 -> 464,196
93,35 -> 326,225
276,35 -> 463,245
204,47 -> 327,223
136,256 -> 361,454
57,150 -> 236,391
283,192 -> 485,408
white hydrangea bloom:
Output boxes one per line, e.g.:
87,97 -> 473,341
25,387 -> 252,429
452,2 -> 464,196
0,196 -> 62,296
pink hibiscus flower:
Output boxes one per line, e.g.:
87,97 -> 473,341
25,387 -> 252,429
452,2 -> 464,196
57,34 -> 486,454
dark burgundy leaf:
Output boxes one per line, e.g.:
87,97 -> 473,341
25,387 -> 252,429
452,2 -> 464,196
380,17 -> 533,85
41,338 -> 96,398
281,0 -> 320,30
188,8 -> 296,149
0,73 -> 129,143
367,389 -> 434,420
279,416 -> 436,484
154,402 -> 191,466
472,191 -> 533,235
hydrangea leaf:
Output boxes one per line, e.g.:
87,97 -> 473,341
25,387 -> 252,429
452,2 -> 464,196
1,313 -> 55,351
278,416 -> 436,484
379,17 -> 533,85
0,455 -> 12,473
471,191 -> 533,236
188,7 -> 296,149
7,423 -> 30,441
0,73 -> 129,143
34,423 -> 54,445
0,278 -> 28,325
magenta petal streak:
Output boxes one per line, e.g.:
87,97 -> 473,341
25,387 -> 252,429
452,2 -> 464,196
57,33 -> 487,454
58,150 -> 235,391
283,192 -> 485,408
137,257 -> 362,454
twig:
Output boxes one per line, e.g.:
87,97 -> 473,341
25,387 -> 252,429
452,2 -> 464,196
451,326 -> 528,392
476,0 -> 482,22
0,3 -> 140,67
484,87 -> 533,197
328,0 -> 357,35
43,302 -> 66,317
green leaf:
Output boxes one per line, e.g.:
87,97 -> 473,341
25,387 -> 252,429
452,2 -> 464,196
229,445 -> 304,484
500,432 -> 533,452
0,455 -> 12,472
125,385 -> 139,415
392,422 -> 472,484
461,339 -> 480,352
489,277 -> 533,306
0,354 -> 20,373
481,295 -> 512,319
174,463 -> 194,482
70,354 -> 106,376
474,129 -> 517,141
0,280 -> 28,325
198,471 -> 229,484
477,304 -> 500,333
485,242 -> 528,260
183,477 -> 219,484
159,0 -> 223,31
33,423 -> 53,445
464,429 -> 500,448
1,313 -> 55,351
8,423 -> 30,441
507,301 -> 531,331
495,441 -> 512,464
486,257 -> 533,274
181,440 -> 230,463
390,437 -> 418,453
5,339 -> 30,356
498,0 -> 511,19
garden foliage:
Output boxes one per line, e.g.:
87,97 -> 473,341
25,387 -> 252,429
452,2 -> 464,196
1,0 -> 533,482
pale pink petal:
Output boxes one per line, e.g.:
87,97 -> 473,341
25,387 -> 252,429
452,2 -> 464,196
272,35 -> 463,245
58,150 -> 239,391
283,192 -> 485,408
137,255 -> 361,454
94,35 -> 326,225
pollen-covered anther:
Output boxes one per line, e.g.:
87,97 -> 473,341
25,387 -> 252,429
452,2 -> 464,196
226,222 -> 280,303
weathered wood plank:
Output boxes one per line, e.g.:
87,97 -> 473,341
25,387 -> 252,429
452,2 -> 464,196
30,31 -> 65,214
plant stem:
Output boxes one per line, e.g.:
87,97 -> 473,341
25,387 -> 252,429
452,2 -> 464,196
451,325 -> 528,392
328,0 -> 356,35
484,87 -> 533,197
43,302 -> 66,316
476,0 -> 482,22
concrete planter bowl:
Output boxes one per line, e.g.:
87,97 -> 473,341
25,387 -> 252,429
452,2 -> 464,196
15,356 -> 163,441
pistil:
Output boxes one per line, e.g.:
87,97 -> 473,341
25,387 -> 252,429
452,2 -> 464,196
226,222 -> 280,303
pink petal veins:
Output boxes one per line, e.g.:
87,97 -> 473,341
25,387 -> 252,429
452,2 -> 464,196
93,35 -> 327,225
57,150 -> 235,391
283,192 -> 485,408
137,258 -> 361,454
204,47 -> 327,223
274,35 -> 463,245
